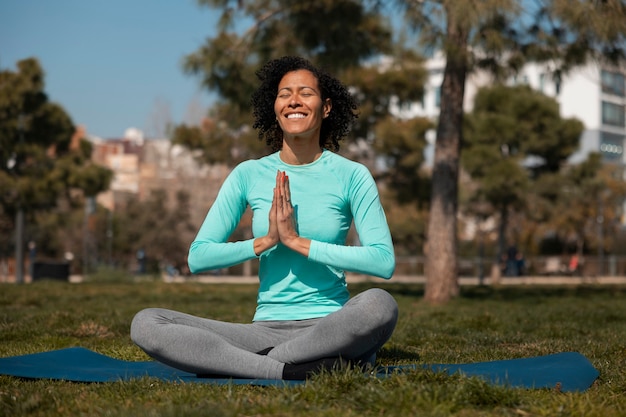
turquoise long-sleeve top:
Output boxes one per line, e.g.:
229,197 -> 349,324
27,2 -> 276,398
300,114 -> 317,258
188,150 -> 395,321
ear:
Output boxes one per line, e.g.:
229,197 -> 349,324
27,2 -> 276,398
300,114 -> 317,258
323,98 -> 332,118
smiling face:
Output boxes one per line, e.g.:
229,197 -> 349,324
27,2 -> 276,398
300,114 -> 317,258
274,69 -> 331,143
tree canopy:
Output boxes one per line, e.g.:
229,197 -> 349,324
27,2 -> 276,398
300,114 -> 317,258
0,58 -> 112,260
463,84 -> 585,259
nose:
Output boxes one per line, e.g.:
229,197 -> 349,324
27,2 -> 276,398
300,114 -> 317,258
289,96 -> 300,107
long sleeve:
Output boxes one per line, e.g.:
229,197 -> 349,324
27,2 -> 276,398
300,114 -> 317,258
187,166 -> 258,274
307,163 -> 395,279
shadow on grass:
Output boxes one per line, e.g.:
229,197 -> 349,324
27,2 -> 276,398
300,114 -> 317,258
459,284 -> 626,301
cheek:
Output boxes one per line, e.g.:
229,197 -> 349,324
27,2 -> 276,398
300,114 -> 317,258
273,100 -> 282,118
274,106 -> 284,130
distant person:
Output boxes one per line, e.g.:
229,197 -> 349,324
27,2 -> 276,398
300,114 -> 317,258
131,56 -> 398,380
505,246 -> 519,277
136,248 -> 146,274
515,252 -> 525,276
568,254 -> 580,275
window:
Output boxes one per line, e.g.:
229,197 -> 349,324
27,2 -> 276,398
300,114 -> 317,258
555,78 -> 561,95
602,101 -> 626,127
600,132 -> 625,162
601,70 -> 625,97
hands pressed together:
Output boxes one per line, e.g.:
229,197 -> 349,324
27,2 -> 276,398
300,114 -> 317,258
253,170 -> 311,256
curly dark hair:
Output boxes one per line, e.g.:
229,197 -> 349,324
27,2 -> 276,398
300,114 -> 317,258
251,56 -> 358,152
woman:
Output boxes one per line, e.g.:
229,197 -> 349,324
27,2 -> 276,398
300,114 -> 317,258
131,56 -> 398,380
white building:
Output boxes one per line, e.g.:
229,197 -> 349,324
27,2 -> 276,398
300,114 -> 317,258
396,53 -> 626,223
521,62 -> 625,166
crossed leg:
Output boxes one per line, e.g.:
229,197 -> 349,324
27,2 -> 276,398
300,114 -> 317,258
130,288 -> 398,380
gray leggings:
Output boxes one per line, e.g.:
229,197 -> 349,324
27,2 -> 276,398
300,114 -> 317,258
130,288 -> 398,379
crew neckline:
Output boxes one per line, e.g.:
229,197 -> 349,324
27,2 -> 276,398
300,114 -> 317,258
277,149 -> 327,167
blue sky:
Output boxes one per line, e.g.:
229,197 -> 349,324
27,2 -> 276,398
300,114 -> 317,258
1,0 -> 220,139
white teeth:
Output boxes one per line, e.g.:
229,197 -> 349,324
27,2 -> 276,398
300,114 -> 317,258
287,113 -> 306,119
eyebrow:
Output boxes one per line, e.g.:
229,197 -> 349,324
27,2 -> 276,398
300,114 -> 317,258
277,86 -> 318,93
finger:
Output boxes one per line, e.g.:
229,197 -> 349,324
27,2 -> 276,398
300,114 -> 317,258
284,174 -> 291,205
276,171 -> 284,205
280,171 -> 288,194
278,172 -> 291,208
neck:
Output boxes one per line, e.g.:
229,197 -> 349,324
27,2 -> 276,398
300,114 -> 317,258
280,138 -> 323,165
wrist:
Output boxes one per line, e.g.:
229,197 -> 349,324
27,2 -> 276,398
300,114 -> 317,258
282,235 -> 311,257
254,235 -> 278,255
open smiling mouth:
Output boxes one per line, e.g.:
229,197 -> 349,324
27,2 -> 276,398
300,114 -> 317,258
286,113 -> 307,119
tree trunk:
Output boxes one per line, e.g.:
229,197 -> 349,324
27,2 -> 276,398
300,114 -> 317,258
424,11 -> 468,303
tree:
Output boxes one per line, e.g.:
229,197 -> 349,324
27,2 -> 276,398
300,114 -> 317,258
374,116 -> 431,206
463,84 -> 584,263
546,154 -> 626,261
0,58 -> 112,275
397,0 -> 626,302
115,189 -> 196,274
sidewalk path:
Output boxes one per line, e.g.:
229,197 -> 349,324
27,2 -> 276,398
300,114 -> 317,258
183,274 -> 626,286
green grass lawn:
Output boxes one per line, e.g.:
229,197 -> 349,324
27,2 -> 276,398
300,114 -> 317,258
1,278 -> 625,417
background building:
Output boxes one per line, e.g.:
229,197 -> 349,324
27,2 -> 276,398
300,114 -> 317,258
395,53 -> 626,224
90,128 -> 230,229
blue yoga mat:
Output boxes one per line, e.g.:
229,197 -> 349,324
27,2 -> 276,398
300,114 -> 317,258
0,347 -> 599,392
